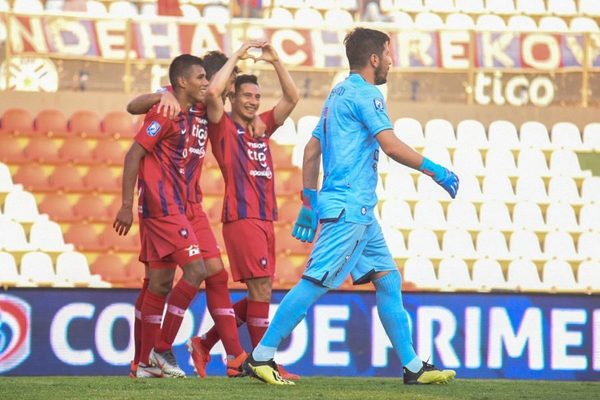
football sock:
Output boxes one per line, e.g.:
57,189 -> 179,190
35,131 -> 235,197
155,278 -> 197,353
247,300 -> 270,348
373,271 -> 420,373
133,278 -> 149,364
202,297 -> 248,350
205,269 -> 244,357
253,278 -> 328,361
140,289 -> 166,364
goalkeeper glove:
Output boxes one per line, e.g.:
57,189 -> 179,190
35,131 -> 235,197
292,188 -> 318,243
419,157 -> 459,198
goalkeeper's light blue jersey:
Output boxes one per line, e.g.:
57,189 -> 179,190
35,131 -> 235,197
312,73 -> 393,225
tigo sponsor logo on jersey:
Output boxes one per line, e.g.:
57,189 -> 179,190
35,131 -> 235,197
0,295 -> 31,373
146,121 -> 162,136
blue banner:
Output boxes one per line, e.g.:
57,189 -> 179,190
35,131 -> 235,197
0,290 -> 598,380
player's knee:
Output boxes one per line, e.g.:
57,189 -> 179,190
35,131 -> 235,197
206,268 -> 228,288
247,277 -> 272,302
182,261 -> 208,285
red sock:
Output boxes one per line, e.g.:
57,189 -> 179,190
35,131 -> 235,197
133,278 -> 149,364
140,289 -> 166,364
247,300 -> 270,348
202,297 -> 248,350
155,278 -> 198,353
205,269 -> 244,357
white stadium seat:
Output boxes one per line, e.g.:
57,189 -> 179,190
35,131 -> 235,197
476,229 -> 511,260
403,257 -> 439,289
446,200 -> 480,231
56,251 -> 111,288
507,260 -> 545,291
488,120 -> 519,149
424,118 -> 456,147
472,259 -> 510,291
456,119 -> 487,149
29,219 -> 74,253
507,16 -> 537,32
510,230 -> 545,261
550,122 -> 582,149
515,0 -> 546,15
544,231 -> 579,260
442,228 -> 477,259
547,0 -> 577,16
577,232 -> 600,261
543,260 -> 579,291
3,189 -> 42,223
577,261 -> 600,291
539,16 -> 569,32
485,0 -> 515,14
517,148 -> 549,176
512,202 -> 546,231
414,12 -> 445,30
515,176 -> 548,203
520,121 -> 551,149
438,258 -> 475,291
445,13 -> 475,30
394,118 -> 425,148
570,17 -> 600,32
480,200 -> 512,231
407,228 -> 442,258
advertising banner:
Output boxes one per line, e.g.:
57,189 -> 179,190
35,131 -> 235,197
1,290 -> 598,380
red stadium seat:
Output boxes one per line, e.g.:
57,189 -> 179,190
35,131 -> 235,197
23,137 -> 62,163
64,222 -> 105,252
102,111 -> 134,138
274,256 -> 302,287
1,108 -> 33,135
48,165 -> 87,192
91,254 -> 130,285
277,197 -> 300,225
68,110 -> 102,138
13,164 -> 52,191
204,197 -> 223,222
276,229 -> 313,256
39,194 -> 78,222
200,167 -> 224,195
34,109 -> 68,137
58,138 -> 96,164
125,257 -> 146,287
100,225 -> 139,252
270,142 -> 294,169
92,138 -> 126,165
82,166 -> 121,192
275,169 -> 302,196
73,194 -> 110,222
0,136 -> 29,164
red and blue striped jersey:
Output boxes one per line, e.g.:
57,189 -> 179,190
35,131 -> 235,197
209,109 -> 280,223
135,103 -> 208,218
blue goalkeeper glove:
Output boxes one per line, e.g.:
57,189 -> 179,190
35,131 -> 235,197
292,188 -> 318,243
419,157 -> 459,198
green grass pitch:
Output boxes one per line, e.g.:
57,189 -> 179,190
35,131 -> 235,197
1,377 -> 599,400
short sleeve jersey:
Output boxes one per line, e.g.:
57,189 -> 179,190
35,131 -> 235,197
135,103 -> 208,218
312,73 -> 393,224
208,109 -> 281,223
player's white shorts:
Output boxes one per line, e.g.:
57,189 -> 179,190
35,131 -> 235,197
302,211 -> 398,289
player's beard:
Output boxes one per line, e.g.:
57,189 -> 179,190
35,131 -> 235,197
374,63 -> 388,86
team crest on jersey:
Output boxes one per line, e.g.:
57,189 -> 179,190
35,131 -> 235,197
373,98 -> 384,112
146,121 -> 161,136
179,228 -> 189,238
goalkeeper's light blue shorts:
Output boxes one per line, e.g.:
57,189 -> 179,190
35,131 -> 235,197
302,211 -> 398,289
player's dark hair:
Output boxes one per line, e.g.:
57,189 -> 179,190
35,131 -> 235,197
234,74 -> 259,92
202,51 -> 239,80
169,54 -> 204,89
344,28 -> 390,70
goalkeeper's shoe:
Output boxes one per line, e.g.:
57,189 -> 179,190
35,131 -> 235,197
149,348 -> 186,378
277,364 -> 300,381
403,361 -> 456,385
136,363 -> 164,378
242,353 -> 295,385
128,361 -> 138,378
186,337 -> 211,378
226,352 -> 248,378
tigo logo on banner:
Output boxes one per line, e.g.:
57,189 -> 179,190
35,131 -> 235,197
0,295 -> 31,373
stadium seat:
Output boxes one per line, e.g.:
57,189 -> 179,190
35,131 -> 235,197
275,170 -> 302,196
485,148 -> 518,176
456,119 -> 487,149
58,138 -> 95,164
481,174 -> 515,202
542,260 -> 579,292
102,110 -> 134,138
455,0 -> 485,14
394,118 -> 425,148
398,0 -> 424,12
507,16 -> 537,32
423,146 -> 452,169
414,12 -> 445,30
380,199 -> 414,232
570,17 -> 600,32
100,225 -> 139,252
91,254 -> 130,285
64,222 -> 105,252
200,168 -> 224,195
277,197 -> 300,225
92,139 -> 126,165
276,230 -> 313,256
203,5 -> 230,21
1,108 -> 33,134
48,165 -> 87,192
424,0 -> 455,13
579,203 -> 600,232
479,200 -> 512,231
438,258 -> 475,291
509,230 -> 545,261
23,137 -> 61,164
140,3 -> 157,16
0,162 -> 15,193
271,117 -> 297,145
73,194 -> 110,222
580,0 -> 600,16
512,202 -> 546,231
0,251 -> 29,287
488,120 -> 519,149
13,164 -> 52,192
267,7 -> 294,23
514,176 -> 548,203
550,122 -> 582,149
452,147 -> 484,177
446,200 -> 480,231
179,4 -> 201,18
20,251 -> 69,287
476,229 -> 511,260
445,13 -> 475,29
424,119 -> 455,147
29,219 -> 73,253
390,11 -> 415,28
485,0 -> 515,14
124,257 -> 146,287
56,251 -> 111,288
454,173 -> 484,203
547,0 -> 577,16
270,142 -> 294,169
0,216 -> 35,251
324,9 -> 354,28
305,0 -> 336,10
407,228 -> 442,258
578,232 -> 600,261
442,228 -> 477,259
39,194 -> 77,222
417,173 -> 452,201
520,121 -> 551,149
583,123 -> 600,150
475,14 -> 506,31
539,16 -> 569,32
507,259 -> 545,292
515,0 -> 546,15
381,227 -> 409,259
517,148 -> 549,176
472,259 -> 510,291
546,202 -> 579,232
83,166 -> 120,192
0,135 -> 29,164
581,177 -> 600,204
108,1 -> 138,16
550,149 -> 588,177
543,231 -> 579,260
34,108 -> 68,137
402,257 -> 439,290
3,189 -> 41,223
68,110 -> 102,137
85,0 -> 108,15
294,8 -> 324,26
577,261 -> 600,292
413,199 -> 446,231
292,115 -> 319,167
547,176 -> 581,203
